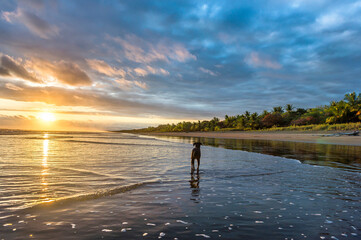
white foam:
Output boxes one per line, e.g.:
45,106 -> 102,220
195,234 -> 210,238
176,220 -> 188,224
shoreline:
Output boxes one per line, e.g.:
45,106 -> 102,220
138,131 -> 361,146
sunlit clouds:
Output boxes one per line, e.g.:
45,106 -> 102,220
0,54 -> 41,83
0,0 -> 360,130
86,59 -> 126,78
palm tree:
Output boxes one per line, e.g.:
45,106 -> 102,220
344,92 -> 361,121
325,100 -> 350,124
285,104 -> 294,113
273,106 -> 284,113
244,111 -> 250,119
236,115 -> 246,129
344,92 -> 361,107
249,112 -> 260,129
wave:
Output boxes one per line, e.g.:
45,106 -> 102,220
52,166 -> 118,178
0,166 -> 119,179
61,139 -> 171,147
221,170 -> 286,179
21,180 -> 160,211
24,136 -> 74,140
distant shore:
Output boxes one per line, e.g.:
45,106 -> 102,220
137,131 -> 361,146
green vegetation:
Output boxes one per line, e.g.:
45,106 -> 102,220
125,92 -> 361,133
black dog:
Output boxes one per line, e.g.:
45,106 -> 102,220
191,142 -> 202,173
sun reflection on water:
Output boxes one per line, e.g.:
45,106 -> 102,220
41,133 -> 52,203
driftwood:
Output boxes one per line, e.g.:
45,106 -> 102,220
319,131 -> 359,137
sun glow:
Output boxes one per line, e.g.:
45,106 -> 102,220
39,112 -> 56,122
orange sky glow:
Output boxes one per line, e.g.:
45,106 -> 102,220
1,1 -> 360,131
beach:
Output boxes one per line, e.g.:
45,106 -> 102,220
1,131 -> 360,239
144,131 -> 361,146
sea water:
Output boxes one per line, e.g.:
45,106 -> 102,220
0,131 -> 360,239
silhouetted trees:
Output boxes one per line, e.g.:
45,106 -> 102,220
133,92 -> 361,132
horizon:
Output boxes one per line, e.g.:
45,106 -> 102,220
1,0 -> 361,131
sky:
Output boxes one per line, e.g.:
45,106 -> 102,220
0,0 -> 360,131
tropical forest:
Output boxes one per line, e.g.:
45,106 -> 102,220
126,92 -> 361,132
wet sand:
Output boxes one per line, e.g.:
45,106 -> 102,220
1,132 -> 360,239
144,131 -> 361,146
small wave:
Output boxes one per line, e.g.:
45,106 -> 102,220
222,171 -> 286,178
0,167 -> 118,179
22,180 -> 160,211
24,136 -> 74,140
53,167 -> 118,179
62,139 -> 171,147
75,136 -> 155,141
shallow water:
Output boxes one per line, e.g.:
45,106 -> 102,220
0,131 -> 360,239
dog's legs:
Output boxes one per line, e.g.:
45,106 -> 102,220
196,158 -> 200,174
191,158 -> 195,173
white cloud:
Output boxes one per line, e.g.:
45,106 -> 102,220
315,13 -> 344,30
199,67 -> 217,76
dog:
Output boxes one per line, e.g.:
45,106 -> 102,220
191,142 -> 202,173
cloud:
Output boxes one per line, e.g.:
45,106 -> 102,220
315,13 -> 344,30
2,8 -> 59,39
145,66 -> 169,76
115,78 -> 148,90
0,54 -> 91,86
111,34 -> 196,63
0,55 -> 41,83
133,67 -> 148,76
0,114 -> 36,129
5,82 -> 23,91
133,81 -> 148,90
86,59 -> 126,77
199,67 -> 217,76
28,58 -> 92,86
0,0 -> 360,127
245,52 -> 282,70
0,66 -> 10,76
0,82 -> 208,118
46,61 -> 92,86
0,114 -> 102,131
133,66 -> 169,76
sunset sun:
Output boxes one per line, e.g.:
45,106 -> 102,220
38,112 -> 56,122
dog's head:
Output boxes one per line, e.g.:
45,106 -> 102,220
193,142 -> 202,148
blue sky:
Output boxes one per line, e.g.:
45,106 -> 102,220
0,0 -> 360,130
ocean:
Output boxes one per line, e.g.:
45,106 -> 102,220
0,131 -> 360,239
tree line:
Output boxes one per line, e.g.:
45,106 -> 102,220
129,92 -> 361,132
